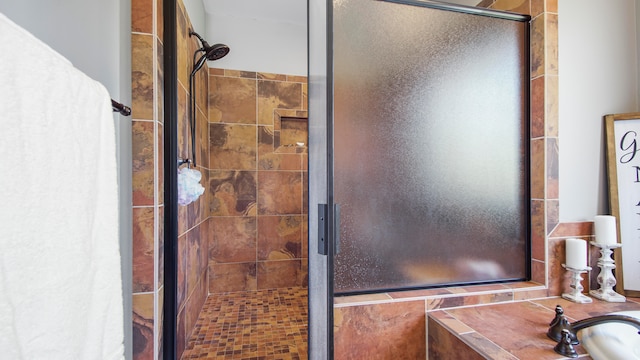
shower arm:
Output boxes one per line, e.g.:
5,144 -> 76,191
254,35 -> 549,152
189,30 -> 207,49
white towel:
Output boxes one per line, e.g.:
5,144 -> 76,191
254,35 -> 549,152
0,12 -> 124,360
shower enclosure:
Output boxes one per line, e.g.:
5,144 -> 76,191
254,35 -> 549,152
309,0 -> 530,356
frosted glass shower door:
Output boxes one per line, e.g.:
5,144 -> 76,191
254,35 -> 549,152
333,0 -> 530,294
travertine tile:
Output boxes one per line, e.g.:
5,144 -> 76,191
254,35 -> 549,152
132,293 -> 154,359
531,76 -> 545,138
132,34 -> 155,120
531,199 -> 545,260
158,206 -> 164,287
444,301 -> 576,360
257,171 -> 303,215
429,310 -> 475,334
131,0 -> 153,33
547,199 -> 559,235
550,222 -> 593,238
531,258 -> 546,285
530,14 -> 545,78
532,297 -> 640,322
176,4 -> 188,92
335,301 -> 426,359
177,234 -> 187,310
547,138 -> 559,199
132,207 -> 154,292
546,75 -> 559,136
209,123 -> 257,170
257,259 -> 302,289
209,76 -> 257,124
156,0 -> 163,41
334,293 -> 393,304
530,139 -> 545,199
545,14 -> 558,75
157,124 -> 164,204
492,0 -> 530,15
132,121 -> 155,205
208,170 -> 257,216
257,215 -> 303,260
257,80 -> 303,125
186,226 -> 204,297
546,0 -> 557,13
428,317 -> 485,360
258,72 -> 287,81
548,237 -> 571,296
208,262 -> 257,293
182,288 -> 308,359
530,0 -> 544,17
209,216 -> 257,263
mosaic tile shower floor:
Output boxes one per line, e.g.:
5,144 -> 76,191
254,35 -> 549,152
182,287 -> 308,359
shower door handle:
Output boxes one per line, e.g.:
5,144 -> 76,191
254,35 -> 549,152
317,203 -> 341,255
317,204 -> 328,255
333,203 -> 340,254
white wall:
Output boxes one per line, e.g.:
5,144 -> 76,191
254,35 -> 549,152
204,12 -> 307,76
0,2 -> 133,359
558,0 -> 638,221
184,0 -> 206,36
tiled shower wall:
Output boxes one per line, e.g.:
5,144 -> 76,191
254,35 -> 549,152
175,0 -> 210,357
130,0 -> 588,357
131,0 -> 210,358
131,0 -> 164,357
207,70 -> 309,294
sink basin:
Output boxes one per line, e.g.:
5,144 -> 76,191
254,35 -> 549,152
579,311 -> 640,360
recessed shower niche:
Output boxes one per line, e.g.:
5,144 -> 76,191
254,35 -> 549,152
277,116 -> 308,152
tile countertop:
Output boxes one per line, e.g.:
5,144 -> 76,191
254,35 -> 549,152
429,296 -> 640,360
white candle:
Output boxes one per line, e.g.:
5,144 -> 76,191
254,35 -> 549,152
594,215 -> 617,245
566,238 -> 587,269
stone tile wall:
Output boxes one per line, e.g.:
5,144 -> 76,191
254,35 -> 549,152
131,0 -> 210,358
131,0 -> 164,357
174,0 -> 210,357
207,69 -> 308,293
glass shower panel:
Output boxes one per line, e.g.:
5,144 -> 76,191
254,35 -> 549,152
333,0 -> 529,294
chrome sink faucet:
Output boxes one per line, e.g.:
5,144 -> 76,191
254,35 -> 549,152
547,305 -> 640,358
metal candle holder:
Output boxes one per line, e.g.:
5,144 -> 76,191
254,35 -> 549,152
589,241 -> 626,302
562,264 -> 593,303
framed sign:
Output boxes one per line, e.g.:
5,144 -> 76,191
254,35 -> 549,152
605,112 -> 640,297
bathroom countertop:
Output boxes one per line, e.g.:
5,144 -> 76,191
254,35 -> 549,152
429,296 -> 640,359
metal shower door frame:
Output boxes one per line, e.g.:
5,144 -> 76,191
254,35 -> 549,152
308,0 -> 530,357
